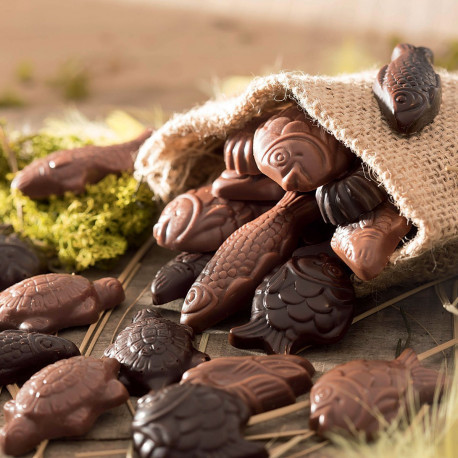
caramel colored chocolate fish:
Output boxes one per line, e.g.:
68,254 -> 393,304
151,252 -> 214,305
11,129 -> 153,199
309,349 -> 445,440
229,248 -> 354,355
153,185 -> 273,253
181,191 -> 321,333
181,355 -> 315,414
0,356 -> 128,456
331,203 -> 412,281
373,43 -> 441,134
0,273 -> 125,333
253,106 -> 355,192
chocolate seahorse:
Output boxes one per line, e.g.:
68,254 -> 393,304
373,43 -> 441,134
11,129 -> 153,199
181,191 -> 321,333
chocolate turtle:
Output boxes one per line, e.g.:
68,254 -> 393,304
0,356 -> 129,456
104,309 -> 210,396
0,330 -> 80,386
0,273 -> 125,333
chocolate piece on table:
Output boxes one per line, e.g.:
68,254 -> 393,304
133,383 -> 268,458
181,355 -> 315,414
373,43 -> 441,135
316,165 -> 388,226
151,252 -> 213,305
0,232 -> 44,291
181,191 -> 321,333
0,273 -> 125,334
11,129 -> 153,199
0,330 -> 80,386
153,184 -> 273,253
211,169 -> 285,202
253,106 -> 355,192
229,248 -> 355,355
331,203 -> 412,281
104,309 -> 209,396
0,356 -> 128,456
309,349 -> 445,439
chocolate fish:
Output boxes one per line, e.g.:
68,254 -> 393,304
151,252 -> 214,305
253,106 -> 355,192
373,43 -> 441,134
104,309 -> 209,396
181,191 -> 321,333
181,355 -> 315,414
309,349 -> 445,439
316,164 -> 388,226
331,203 -> 412,281
229,249 -> 355,355
0,330 -> 80,386
132,383 -> 268,458
211,169 -> 285,201
153,185 -> 273,253
11,129 -> 153,199
0,356 -> 128,456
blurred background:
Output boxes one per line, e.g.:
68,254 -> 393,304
0,0 -> 457,128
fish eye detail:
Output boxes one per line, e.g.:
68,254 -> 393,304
267,147 -> 291,168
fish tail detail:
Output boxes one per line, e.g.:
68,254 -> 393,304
395,348 -> 419,368
276,191 -> 319,221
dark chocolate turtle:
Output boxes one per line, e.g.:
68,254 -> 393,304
132,383 -> 268,458
0,330 -> 80,385
104,309 -> 210,396
0,273 -> 125,333
0,356 -> 129,456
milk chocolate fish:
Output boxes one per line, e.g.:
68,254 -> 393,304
373,43 -> 441,134
11,129 -> 153,198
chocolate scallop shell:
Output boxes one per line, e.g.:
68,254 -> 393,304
316,166 -> 388,226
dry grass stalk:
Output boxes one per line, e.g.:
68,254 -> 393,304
285,440 -> 329,458
198,333 -> 210,353
32,440 -> 48,458
0,124 -> 18,173
269,433 -> 317,458
74,449 -> 128,457
417,339 -> 458,361
247,400 -> 310,426
126,399 -> 136,417
246,429 -> 314,441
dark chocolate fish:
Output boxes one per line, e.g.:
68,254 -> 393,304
229,248 -> 354,354
132,383 -> 268,458
373,43 -> 441,134
0,330 -> 80,386
11,129 -> 153,199
181,191 -> 321,333
181,355 -> 315,414
310,349 -> 445,440
151,252 -> 213,305
104,309 -> 209,396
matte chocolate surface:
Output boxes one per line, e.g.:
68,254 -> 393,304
0,273 -> 125,333
0,232 -> 44,291
373,43 -> 441,134
0,356 -> 128,456
181,191 -> 321,333
11,129 -> 153,199
309,349 -> 445,439
253,106 -> 355,192
132,383 -> 268,458
0,330 -> 80,386
181,355 -> 315,414
331,203 -> 412,281
316,165 -> 388,226
151,252 -> 213,305
104,309 -> 209,396
229,248 -> 355,354
211,169 -> 285,201
153,184 -> 273,252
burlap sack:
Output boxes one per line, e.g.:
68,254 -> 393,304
135,70 -> 458,296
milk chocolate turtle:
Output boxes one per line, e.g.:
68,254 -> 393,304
0,273 -> 125,333
0,330 -> 80,386
0,356 -> 129,456
104,309 -> 210,396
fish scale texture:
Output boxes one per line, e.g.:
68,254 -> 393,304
135,70 -> 458,296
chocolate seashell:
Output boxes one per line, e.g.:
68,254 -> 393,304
316,165 -> 388,225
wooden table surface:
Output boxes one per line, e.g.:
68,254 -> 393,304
0,241 -> 455,458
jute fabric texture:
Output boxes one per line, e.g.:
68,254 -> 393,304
135,70 -> 458,295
